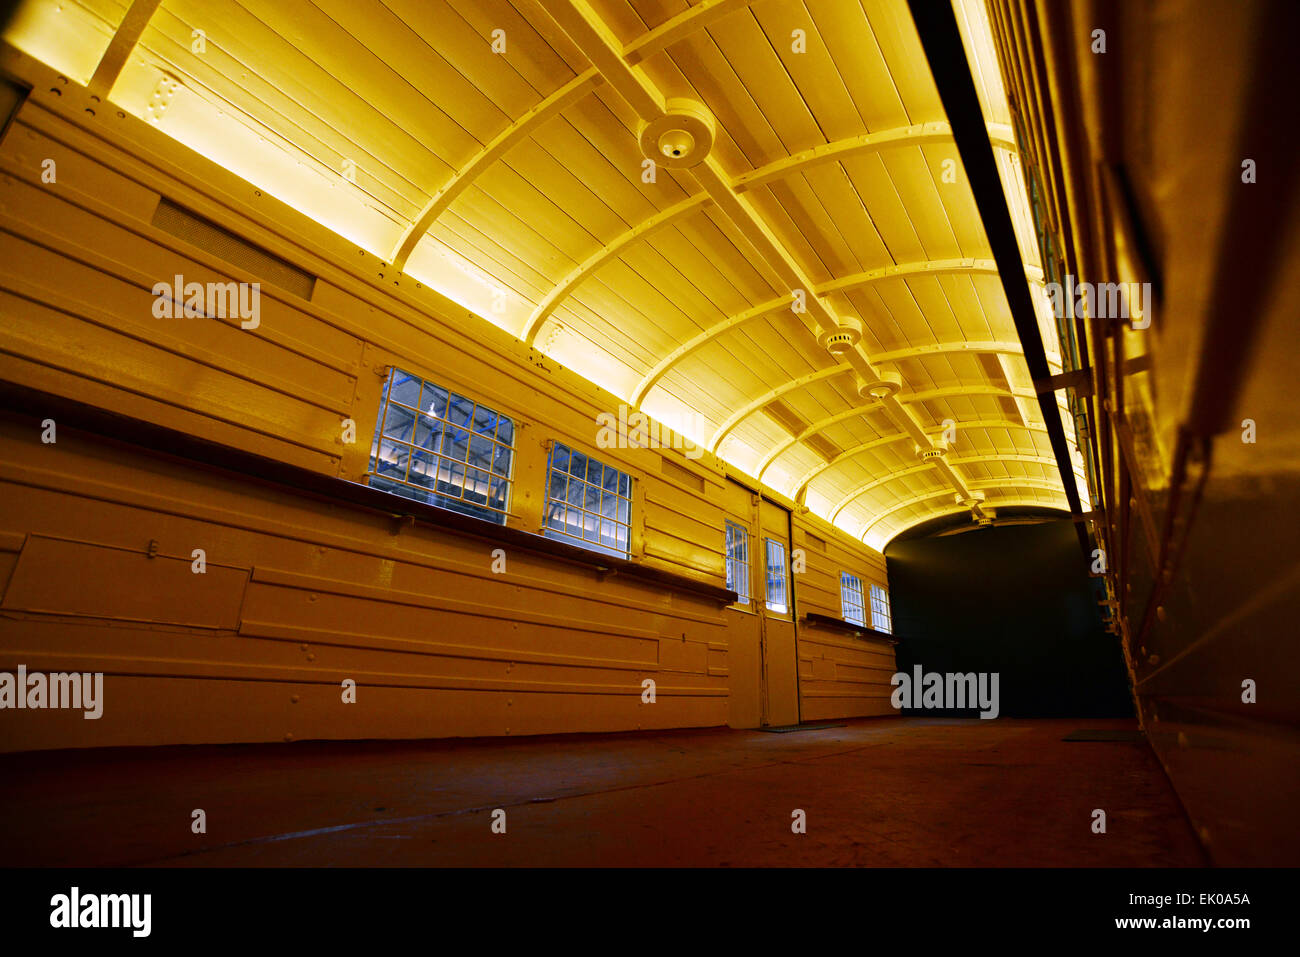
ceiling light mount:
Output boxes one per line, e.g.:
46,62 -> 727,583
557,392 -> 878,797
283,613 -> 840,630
916,440 -> 949,461
856,370 -> 902,400
640,100 -> 715,169
818,316 -> 863,355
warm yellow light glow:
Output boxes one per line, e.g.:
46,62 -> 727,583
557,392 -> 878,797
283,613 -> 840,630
3,0 -> 118,85
538,323 -> 637,402
404,237 -> 530,335
111,56 -> 402,257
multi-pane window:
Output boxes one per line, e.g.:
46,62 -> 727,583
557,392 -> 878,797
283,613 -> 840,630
543,443 -> 632,558
724,520 -> 751,606
368,368 -> 514,524
764,538 -> 788,614
841,572 -> 866,626
870,583 -> 892,634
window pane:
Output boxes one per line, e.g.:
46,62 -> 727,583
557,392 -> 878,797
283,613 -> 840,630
468,434 -> 494,470
472,405 -> 496,435
375,438 -> 408,481
543,443 -> 631,558
841,572 -> 865,626
441,427 -> 469,461
446,392 -> 473,427
389,371 -> 419,408
725,520 -> 750,605
765,538 -> 787,613
569,449 -> 588,478
424,384 -> 448,420
464,467 -> 489,506
492,444 -> 512,476
382,403 -> 415,441
365,369 -> 515,525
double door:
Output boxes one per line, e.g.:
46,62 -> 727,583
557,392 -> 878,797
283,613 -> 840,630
723,479 -> 799,728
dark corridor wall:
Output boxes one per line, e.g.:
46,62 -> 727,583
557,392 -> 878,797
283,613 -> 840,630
885,520 -> 1133,718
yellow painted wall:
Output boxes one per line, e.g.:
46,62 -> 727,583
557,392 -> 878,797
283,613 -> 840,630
792,512 -> 898,721
0,67 -> 894,751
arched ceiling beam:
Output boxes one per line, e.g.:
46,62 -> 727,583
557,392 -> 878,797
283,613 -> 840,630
707,365 -> 850,452
394,0 -> 751,271
88,0 -> 163,98
791,418 -> 1049,501
521,193 -> 710,344
707,338 -> 1028,452
753,384 -> 1038,483
630,292 -> 790,405
732,122 -> 1016,194
544,0 -> 1007,519
623,0 -> 756,64
859,480 -> 1069,540
632,259 -> 1015,406
829,454 -> 1069,523
392,69 -> 601,270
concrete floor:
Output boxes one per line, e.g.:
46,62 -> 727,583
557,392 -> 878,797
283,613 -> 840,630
0,717 -> 1207,867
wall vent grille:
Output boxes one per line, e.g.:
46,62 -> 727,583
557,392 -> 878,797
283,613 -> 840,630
152,198 -> 316,300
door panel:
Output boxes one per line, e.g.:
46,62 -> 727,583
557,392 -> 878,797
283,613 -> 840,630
758,497 -> 800,727
722,480 -> 761,728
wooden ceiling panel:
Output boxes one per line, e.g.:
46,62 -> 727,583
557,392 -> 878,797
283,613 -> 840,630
33,0 -> 1080,545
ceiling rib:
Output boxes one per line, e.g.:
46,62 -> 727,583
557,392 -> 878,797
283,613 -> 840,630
791,417 -> 1050,498
752,384 -> 1045,484
543,0 -> 1073,524
521,192 -> 709,344
708,365 -> 849,451
631,260 -> 1022,406
393,0 -> 747,272
391,69 -> 601,270
707,338 -> 1028,452
860,480 -> 1070,540
732,122 -> 1016,194
623,0 -> 756,65
87,0 -> 162,97
830,453 -> 1068,522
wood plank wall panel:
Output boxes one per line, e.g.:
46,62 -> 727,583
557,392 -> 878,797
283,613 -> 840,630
0,96 -> 894,750
792,511 -> 897,721
0,417 -> 727,751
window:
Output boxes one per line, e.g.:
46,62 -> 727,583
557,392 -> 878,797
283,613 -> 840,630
543,443 -> 632,558
368,368 -> 515,524
764,538 -> 788,614
841,572 -> 866,626
870,583 -> 892,634
724,520 -> 750,605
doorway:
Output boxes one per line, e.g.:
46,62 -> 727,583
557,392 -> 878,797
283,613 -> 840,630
722,479 -> 799,728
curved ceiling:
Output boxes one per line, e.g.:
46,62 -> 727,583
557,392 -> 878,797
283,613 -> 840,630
6,0 -> 1090,549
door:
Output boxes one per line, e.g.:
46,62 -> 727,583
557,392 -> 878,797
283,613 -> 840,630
721,480 -> 800,728
757,496 -> 800,726
722,479 -> 762,728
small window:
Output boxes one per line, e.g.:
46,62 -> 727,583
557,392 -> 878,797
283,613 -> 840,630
764,538 -> 788,614
367,368 -> 514,524
870,583 -> 892,634
841,572 -> 866,626
724,520 -> 750,606
543,443 -> 632,558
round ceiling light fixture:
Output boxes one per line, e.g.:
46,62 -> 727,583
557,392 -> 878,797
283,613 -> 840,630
916,440 -> 949,461
658,128 -> 695,160
818,316 -> 863,355
640,100 -> 715,169
856,370 -> 901,400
